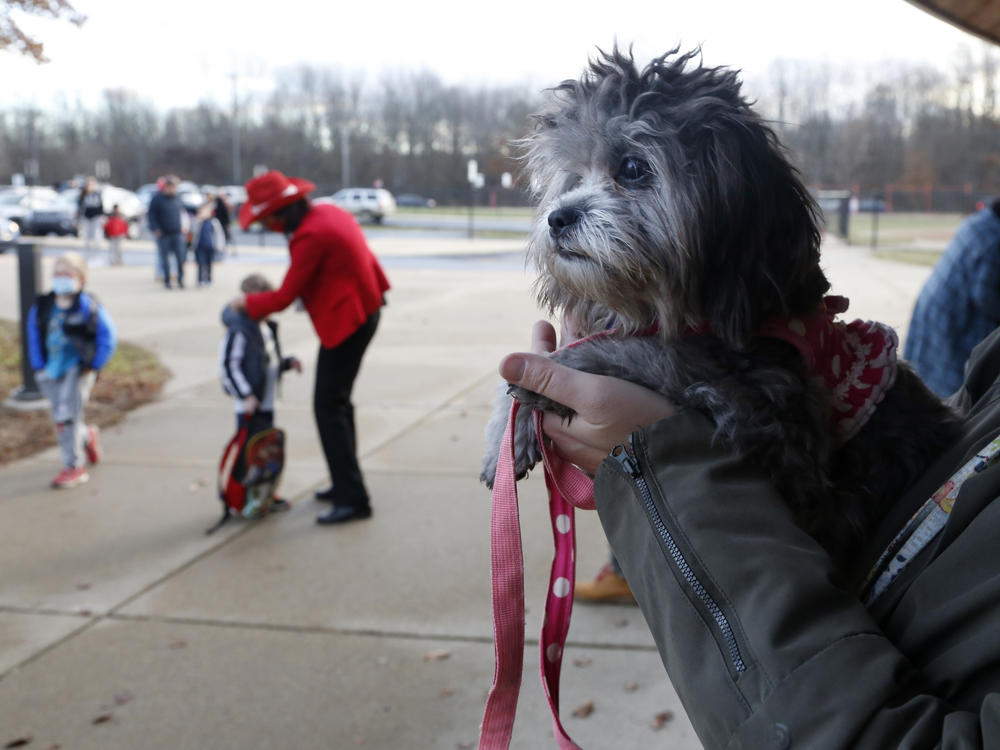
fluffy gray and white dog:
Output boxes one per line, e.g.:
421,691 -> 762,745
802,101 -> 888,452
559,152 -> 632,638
481,48 -> 960,571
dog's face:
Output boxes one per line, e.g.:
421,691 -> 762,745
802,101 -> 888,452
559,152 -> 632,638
523,48 -> 828,346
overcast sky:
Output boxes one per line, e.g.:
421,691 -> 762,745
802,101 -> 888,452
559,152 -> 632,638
6,0 -> 988,110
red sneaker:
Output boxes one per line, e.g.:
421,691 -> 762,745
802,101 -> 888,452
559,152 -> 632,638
51,466 -> 90,489
85,425 -> 101,465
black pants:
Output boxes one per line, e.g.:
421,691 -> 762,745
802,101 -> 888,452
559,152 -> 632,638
314,309 -> 380,508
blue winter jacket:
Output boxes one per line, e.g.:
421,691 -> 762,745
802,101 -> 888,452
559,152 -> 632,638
27,291 -> 117,372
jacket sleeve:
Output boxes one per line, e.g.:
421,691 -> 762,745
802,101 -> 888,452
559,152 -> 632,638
146,197 -> 160,233
26,304 -> 44,370
220,330 -> 253,399
245,233 -> 324,320
594,410 -> 1000,750
89,304 -> 117,370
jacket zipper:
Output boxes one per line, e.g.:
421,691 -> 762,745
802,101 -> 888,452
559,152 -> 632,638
612,435 -> 747,674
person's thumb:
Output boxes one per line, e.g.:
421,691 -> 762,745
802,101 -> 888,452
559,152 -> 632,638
499,352 -> 584,413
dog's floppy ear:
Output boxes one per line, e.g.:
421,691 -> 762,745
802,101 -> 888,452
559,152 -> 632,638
695,116 -> 828,348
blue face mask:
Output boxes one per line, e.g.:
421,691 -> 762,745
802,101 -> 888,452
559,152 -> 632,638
52,276 -> 79,296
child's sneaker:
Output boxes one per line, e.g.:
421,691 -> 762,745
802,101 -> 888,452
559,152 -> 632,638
85,425 -> 101,465
51,466 -> 90,489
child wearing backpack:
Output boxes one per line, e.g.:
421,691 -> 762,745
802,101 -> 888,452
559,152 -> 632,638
216,274 -> 301,523
26,252 -> 117,488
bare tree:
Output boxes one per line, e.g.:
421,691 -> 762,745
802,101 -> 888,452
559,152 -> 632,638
0,0 -> 85,63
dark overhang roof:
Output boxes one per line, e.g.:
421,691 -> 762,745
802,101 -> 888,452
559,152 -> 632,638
907,0 -> 1000,45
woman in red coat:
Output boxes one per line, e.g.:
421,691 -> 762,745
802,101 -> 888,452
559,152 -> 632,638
231,171 -> 390,525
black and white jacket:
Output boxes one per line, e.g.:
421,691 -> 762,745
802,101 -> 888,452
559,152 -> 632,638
219,305 -> 293,407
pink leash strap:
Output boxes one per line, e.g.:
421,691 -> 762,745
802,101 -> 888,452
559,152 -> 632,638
479,400 -> 527,749
479,401 -> 595,749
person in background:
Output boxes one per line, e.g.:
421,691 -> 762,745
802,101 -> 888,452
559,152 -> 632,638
229,170 -> 389,526
213,191 -> 232,253
147,175 -> 187,289
77,177 -> 105,255
905,198 -> 1000,397
26,252 -> 117,489
103,204 -> 129,266
192,202 -> 225,286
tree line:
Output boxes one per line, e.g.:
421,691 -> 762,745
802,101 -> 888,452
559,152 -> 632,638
1,48 -> 998,208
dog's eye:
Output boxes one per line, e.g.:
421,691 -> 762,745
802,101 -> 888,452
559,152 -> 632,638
617,157 -> 650,185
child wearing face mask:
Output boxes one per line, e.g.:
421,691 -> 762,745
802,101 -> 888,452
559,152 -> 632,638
26,252 -> 117,488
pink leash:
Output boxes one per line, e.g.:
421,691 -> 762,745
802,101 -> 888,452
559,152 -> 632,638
479,400 -> 595,749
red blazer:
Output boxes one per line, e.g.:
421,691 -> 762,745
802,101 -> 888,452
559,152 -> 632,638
246,203 -> 390,349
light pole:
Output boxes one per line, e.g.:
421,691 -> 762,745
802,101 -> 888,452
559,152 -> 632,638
230,73 -> 242,185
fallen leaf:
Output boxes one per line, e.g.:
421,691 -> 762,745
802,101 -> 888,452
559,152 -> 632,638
623,682 -> 639,693
422,649 -> 451,662
168,639 -> 187,650
439,688 -> 454,699
571,701 -> 595,718
113,690 -> 135,706
4,736 -> 33,748
75,583 -> 91,591
651,711 -> 675,730
572,657 -> 592,668
91,713 -> 113,725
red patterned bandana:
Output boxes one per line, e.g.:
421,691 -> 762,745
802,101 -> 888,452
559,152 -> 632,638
759,295 -> 898,442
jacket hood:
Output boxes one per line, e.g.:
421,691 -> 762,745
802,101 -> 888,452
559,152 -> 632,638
221,305 -> 253,330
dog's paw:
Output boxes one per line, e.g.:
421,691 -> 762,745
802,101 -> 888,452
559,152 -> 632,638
480,381 -> 544,488
507,383 -> 576,421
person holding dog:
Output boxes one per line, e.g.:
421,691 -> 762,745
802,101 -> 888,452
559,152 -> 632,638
498,319 -> 1000,748
229,170 -> 390,525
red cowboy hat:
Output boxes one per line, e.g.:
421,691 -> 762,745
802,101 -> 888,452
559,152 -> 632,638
238,170 -> 316,229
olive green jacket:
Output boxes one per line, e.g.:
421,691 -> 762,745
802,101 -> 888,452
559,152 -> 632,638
595,328 -> 1000,749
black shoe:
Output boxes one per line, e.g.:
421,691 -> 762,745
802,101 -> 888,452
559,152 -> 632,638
314,486 -> 336,502
316,505 -> 372,525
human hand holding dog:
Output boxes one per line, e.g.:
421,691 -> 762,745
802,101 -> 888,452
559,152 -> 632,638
499,321 -> 676,475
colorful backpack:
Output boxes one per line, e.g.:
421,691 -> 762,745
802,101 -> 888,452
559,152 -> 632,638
206,413 -> 287,534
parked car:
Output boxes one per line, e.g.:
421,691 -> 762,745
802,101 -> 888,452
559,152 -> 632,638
326,187 -> 396,224
136,182 -> 159,208
22,194 -> 80,236
0,217 -> 19,250
0,187 -> 62,231
177,181 -> 204,214
60,184 -> 145,238
395,193 -> 437,208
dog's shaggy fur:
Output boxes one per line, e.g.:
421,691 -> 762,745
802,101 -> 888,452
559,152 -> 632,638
481,48 -> 960,571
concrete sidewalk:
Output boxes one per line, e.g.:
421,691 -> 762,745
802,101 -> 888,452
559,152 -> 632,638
0,236 -> 932,749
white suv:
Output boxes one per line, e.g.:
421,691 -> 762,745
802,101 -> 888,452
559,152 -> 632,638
326,188 -> 396,224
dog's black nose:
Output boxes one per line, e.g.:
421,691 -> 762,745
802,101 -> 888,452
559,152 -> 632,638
548,207 -> 582,238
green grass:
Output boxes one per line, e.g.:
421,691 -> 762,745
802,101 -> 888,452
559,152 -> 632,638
848,212 -> 963,248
